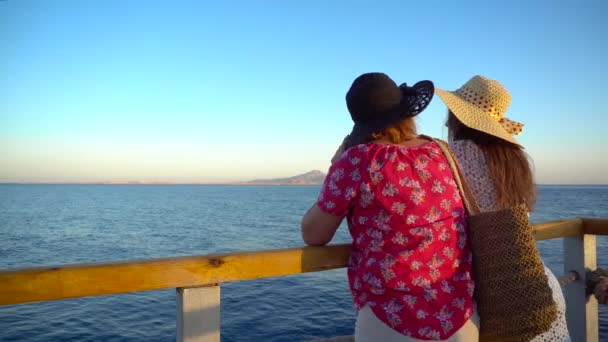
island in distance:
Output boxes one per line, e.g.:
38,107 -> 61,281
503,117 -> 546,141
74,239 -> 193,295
22,170 -> 327,185
242,170 -> 326,185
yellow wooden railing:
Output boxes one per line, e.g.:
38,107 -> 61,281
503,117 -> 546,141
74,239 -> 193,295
0,218 -> 607,342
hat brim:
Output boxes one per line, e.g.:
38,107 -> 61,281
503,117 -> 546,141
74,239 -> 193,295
402,80 -> 435,116
345,80 -> 434,148
435,88 -> 520,146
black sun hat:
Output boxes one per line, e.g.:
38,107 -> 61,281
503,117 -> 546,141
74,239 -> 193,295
345,72 -> 434,148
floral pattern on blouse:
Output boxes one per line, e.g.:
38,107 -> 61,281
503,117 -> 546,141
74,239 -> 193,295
317,142 -> 475,340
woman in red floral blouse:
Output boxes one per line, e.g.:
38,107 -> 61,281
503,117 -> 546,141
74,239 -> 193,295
302,73 -> 479,341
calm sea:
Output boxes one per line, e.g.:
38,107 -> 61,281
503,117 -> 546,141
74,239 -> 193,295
0,185 -> 606,341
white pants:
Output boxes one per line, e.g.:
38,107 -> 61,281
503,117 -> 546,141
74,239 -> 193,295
355,305 -> 480,342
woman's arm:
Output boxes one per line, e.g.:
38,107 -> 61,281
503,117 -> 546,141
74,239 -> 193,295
301,135 -> 351,246
301,204 -> 343,246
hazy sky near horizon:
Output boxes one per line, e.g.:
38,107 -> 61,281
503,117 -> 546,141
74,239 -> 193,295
1,0 -> 606,184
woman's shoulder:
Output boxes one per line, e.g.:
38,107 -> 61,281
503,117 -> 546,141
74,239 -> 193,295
347,140 -> 445,162
449,138 -> 479,150
450,139 -> 488,152
348,139 -> 441,153
329,144 -> 371,174
449,139 -> 486,162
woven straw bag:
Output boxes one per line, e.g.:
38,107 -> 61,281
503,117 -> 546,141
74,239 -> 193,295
433,138 -> 558,342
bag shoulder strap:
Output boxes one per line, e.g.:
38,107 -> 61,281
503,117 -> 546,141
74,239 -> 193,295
426,137 -> 482,216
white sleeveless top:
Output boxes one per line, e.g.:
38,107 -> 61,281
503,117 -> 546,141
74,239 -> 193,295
450,139 -> 571,342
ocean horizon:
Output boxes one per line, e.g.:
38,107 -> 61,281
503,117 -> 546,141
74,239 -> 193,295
0,184 -> 606,341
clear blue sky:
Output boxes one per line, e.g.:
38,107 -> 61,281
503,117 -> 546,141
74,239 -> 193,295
1,0 -> 606,184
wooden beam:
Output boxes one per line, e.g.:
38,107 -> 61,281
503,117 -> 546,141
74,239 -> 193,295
533,218 -> 582,240
0,244 -> 350,306
0,218 -> 594,306
582,218 -> 608,236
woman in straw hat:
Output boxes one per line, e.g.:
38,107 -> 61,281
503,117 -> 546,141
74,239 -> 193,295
302,73 -> 480,341
436,75 -> 570,341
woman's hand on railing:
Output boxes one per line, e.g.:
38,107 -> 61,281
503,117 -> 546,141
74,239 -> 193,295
587,267 -> 608,304
594,277 -> 608,304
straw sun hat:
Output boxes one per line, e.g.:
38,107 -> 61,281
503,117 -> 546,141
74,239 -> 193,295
435,75 -> 524,145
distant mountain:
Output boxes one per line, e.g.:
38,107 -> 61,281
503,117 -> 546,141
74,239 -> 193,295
244,170 -> 326,185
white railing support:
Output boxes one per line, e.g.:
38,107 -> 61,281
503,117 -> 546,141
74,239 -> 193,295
176,285 -> 220,342
564,234 -> 598,342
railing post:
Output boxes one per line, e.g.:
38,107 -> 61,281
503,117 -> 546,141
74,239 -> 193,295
564,234 -> 598,342
176,285 -> 220,342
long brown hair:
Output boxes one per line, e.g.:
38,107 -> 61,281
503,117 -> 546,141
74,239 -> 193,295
366,117 -> 417,144
447,112 -> 537,210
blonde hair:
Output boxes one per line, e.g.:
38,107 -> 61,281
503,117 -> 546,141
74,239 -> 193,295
366,117 -> 417,144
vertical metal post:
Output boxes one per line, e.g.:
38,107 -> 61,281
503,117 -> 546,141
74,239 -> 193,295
564,234 -> 598,342
176,285 -> 221,342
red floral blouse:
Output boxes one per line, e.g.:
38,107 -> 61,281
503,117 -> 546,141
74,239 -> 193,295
316,142 -> 475,340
